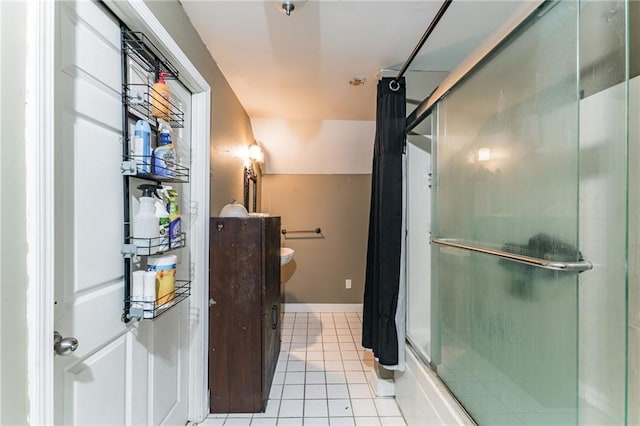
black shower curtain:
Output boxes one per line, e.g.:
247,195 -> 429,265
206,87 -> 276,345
362,77 -> 406,366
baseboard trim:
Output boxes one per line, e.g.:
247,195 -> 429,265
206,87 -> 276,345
282,303 -> 363,313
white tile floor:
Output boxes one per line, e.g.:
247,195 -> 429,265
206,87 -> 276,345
201,312 -> 406,426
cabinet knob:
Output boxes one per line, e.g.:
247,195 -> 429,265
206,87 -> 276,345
209,298 -> 217,307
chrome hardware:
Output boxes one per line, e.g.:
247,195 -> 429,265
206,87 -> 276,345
54,331 -> 79,356
431,238 -> 593,272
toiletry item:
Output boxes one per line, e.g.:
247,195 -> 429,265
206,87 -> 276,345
143,270 -> 157,318
133,184 -> 160,255
152,120 -> 176,177
219,199 -> 249,218
155,196 -> 170,252
133,120 -> 151,174
148,254 -> 177,306
151,72 -> 171,121
165,188 -> 182,248
131,270 -> 145,311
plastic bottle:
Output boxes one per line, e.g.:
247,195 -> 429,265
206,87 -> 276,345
165,187 -> 182,249
133,120 -> 151,174
153,120 -> 176,177
147,254 -> 177,307
133,184 -> 160,255
131,270 -> 145,311
143,270 -> 157,318
155,194 -> 170,252
151,72 -> 171,121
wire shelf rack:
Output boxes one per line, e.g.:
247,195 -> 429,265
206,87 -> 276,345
121,154 -> 190,183
126,280 -> 191,321
122,232 -> 186,258
122,31 -> 179,79
125,83 -> 184,128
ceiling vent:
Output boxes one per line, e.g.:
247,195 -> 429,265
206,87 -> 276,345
349,77 -> 367,87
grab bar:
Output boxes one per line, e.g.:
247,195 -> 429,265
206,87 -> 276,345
431,238 -> 593,272
281,227 -> 324,240
281,228 -> 322,235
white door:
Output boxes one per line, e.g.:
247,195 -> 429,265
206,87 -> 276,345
53,2 -> 189,424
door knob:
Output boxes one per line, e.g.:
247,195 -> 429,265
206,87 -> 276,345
54,331 -> 78,356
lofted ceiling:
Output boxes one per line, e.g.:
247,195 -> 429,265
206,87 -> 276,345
180,0 -> 531,173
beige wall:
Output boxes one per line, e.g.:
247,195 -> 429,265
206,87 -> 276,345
262,174 -> 371,304
144,0 -> 256,216
0,2 -> 29,424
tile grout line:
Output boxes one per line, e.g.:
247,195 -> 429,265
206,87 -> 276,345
211,312 -> 404,426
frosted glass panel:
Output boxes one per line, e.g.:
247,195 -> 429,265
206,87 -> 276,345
436,248 -> 577,425
433,2 -> 581,424
578,1 -> 629,424
436,2 -> 579,252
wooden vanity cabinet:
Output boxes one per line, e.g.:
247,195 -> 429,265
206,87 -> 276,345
208,217 -> 281,413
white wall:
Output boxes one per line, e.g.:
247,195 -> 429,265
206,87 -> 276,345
0,2 -> 29,424
251,118 -> 374,174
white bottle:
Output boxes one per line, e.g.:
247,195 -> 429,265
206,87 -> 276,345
133,120 -> 151,174
131,270 -> 145,311
143,270 -> 157,318
133,184 -> 160,255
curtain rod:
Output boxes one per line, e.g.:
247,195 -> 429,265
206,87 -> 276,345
392,0 -> 453,88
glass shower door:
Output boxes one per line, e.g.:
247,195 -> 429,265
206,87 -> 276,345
432,2 -> 586,424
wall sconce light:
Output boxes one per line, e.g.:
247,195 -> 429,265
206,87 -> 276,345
248,145 -> 265,163
238,144 -> 265,167
477,147 -> 491,162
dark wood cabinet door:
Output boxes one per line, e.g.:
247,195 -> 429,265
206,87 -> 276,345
209,218 -> 263,412
209,217 -> 281,414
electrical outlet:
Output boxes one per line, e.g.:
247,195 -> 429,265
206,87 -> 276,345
345,279 -> 352,289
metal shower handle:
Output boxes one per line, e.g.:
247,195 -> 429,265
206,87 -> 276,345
431,238 -> 593,272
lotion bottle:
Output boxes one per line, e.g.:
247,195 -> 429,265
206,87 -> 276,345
151,72 -> 171,122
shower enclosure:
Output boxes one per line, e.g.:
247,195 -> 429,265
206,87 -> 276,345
405,0 -> 636,424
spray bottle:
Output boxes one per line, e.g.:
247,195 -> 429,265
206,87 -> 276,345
133,184 -> 161,255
